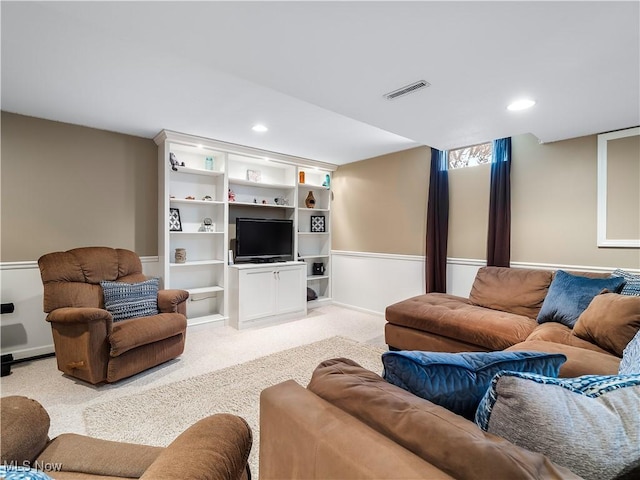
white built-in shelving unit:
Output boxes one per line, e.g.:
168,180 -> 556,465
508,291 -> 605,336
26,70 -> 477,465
297,169 -> 332,306
155,130 -> 335,328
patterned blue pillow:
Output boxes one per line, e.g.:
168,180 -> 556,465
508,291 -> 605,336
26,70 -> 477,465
381,350 -> 566,419
536,270 -> 626,327
101,278 -> 159,322
476,371 -> 640,431
474,371 -> 640,480
612,268 -> 640,296
620,329 -> 640,374
0,466 -> 54,480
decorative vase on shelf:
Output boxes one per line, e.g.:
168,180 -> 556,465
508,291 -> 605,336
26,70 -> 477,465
305,191 -> 316,208
299,170 -> 305,184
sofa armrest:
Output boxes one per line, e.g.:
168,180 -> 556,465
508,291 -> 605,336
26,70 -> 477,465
46,307 -> 112,325
260,380 -> 452,479
36,433 -> 162,478
140,414 -> 252,480
1,396 -> 50,465
158,289 -> 189,314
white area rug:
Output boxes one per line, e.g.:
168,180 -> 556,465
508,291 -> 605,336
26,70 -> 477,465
83,336 -> 385,477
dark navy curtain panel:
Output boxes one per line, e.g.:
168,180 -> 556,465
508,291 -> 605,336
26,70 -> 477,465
487,137 -> 512,267
426,148 -> 449,293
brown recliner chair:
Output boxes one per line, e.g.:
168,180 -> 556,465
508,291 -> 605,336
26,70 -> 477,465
38,247 -> 189,384
1,395 -> 252,480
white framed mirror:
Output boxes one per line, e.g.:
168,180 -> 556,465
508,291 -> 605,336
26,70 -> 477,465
597,127 -> 640,247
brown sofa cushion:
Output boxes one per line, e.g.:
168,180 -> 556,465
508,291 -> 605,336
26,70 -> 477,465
307,358 -> 580,480
386,293 -> 537,351
469,267 -> 553,319
109,313 -> 187,357
572,293 -> 640,356
506,340 -> 620,377
526,322 -> 612,355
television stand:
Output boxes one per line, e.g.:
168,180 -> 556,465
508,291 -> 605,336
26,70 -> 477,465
228,262 -> 307,329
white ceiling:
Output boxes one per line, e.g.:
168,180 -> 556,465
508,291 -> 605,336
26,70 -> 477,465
2,1 -> 639,166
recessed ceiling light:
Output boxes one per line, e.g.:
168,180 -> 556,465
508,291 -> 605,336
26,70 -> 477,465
252,124 -> 268,132
507,99 -> 536,111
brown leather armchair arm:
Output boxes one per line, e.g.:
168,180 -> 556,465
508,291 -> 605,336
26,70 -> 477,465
46,307 -> 112,325
157,289 -> 189,314
140,414 -> 253,480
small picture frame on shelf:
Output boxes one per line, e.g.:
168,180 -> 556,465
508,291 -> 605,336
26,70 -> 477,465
169,208 -> 182,232
247,169 -> 262,182
311,215 -> 326,233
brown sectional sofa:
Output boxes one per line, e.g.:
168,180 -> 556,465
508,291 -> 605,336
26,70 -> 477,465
260,266 -> 638,478
260,359 -> 580,479
385,266 -> 622,376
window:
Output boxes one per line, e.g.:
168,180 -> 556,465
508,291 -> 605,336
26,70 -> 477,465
448,142 -> 493,169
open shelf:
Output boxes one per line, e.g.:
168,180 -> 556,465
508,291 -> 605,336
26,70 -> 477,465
307,275 -> 329,281
170,198 -> 225,206
187,285 -> 224,295
173,166 -> 224,177
229,201 -> 295,209
170,260 -> 225,267
229,178 -> 294,189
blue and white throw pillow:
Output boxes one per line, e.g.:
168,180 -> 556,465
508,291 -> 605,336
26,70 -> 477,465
0,466 -> 53,480
101,277 -> 159,322
620,329 -> 640,374
612,268 -> 640,296
475,371 -> 640,480
382,350 -> 566,419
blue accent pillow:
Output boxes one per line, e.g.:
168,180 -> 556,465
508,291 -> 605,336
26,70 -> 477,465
612,268 -> 640,296
536,270 -> 626,327
0,466 -> 54,480
620,329 -> 640,374
381,350 -> 566,419
101,278 -> 159,322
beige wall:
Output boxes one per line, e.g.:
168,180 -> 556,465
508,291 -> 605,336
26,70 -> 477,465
333,132 -> 640,269
331,147 -> 430,255
1,112 -> 158,262
3,111 -> 637,269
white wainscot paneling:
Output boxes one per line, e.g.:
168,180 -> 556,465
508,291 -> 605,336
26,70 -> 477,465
331,252 -> 486,314
329,254 -> 635,316
0,257 -> 160,360
331,251 -> 425,315
446,259 -> 485,298
1,264 -> 52,359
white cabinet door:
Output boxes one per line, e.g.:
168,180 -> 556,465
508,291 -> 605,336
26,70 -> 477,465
275,265 -> 306,314
239,268 -> 277,321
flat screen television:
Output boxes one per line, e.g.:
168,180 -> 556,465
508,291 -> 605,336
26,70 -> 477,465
235,217 -> 294,263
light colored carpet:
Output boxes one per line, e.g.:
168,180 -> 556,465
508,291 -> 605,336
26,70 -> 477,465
83,335 -> 385,477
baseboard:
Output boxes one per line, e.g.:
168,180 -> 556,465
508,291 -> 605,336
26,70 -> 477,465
1,344 -> 55,361
331,301 -> 385,317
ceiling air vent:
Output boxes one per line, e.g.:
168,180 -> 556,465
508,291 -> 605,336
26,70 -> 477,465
383,80 -> 430,100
